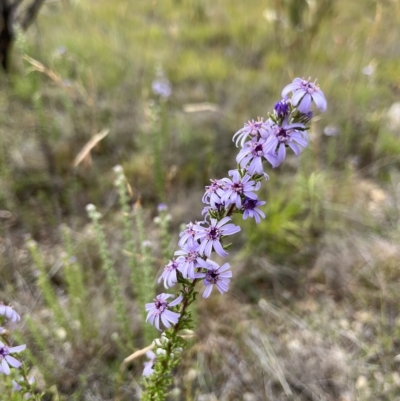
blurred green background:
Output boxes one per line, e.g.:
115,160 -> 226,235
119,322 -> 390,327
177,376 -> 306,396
1,0 -> 400,400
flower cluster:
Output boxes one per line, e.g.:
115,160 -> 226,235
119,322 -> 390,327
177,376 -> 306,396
143,77 -> 327,379
0,304 -> 26,375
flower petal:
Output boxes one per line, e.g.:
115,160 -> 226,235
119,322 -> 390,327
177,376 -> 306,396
298,94 -> 312,113
8,344 -> 26,353
1,359 -> 10,375
291,90 -> 305,107
202,285 -> 213,298
312,91 -> 327,112
5,355 -> 21,368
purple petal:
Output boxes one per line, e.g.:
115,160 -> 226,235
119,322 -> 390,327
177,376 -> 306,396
281,80 -> 301,97
216,281 -> 229,294
155,315 -> 160,331
213,240 -> 228,257
202,285 -> 213,298
197,258 -> 209,269
291,132 -> 308,147
218,263 -> 231,273
1,359 -> 10,375
277,144 -> 286,163
312,91 -> 327,112
5,355 -> 21,368
221,224 -> 241,235
169,294 -> 183,307
264,152 -> 280,168
291,90 -> 305,107
298,94 -> 312,113
205,241 -> 214,257
8,344 -> 26,353
204,259 -> 220,270
216,216 -> 231,228
164,310 -> 180,324
288,142 -> 300,155
160,313 -> 172,328
285,123 -> 305,130
219,271 -> 233,279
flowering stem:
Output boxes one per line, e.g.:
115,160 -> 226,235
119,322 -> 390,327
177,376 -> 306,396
142,279 -> 198,400
142,77 -> 327,400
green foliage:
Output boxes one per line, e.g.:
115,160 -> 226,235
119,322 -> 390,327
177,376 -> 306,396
61,225 -> 97,342
27,241 -> 71,335
2,0 -> 400,399
86,204 -> 134,349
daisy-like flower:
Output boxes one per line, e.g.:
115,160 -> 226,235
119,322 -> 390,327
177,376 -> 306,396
202,179 -> 224,205
0,341 -> 26,375
193,217 -> 240,258
174,238 -> 201,279
242,197 -> 266,224
142,350 -> 156,377
236,139 -> 266,175
158,259 -> 179,289
232,118 -> 270,147
145,293 -> 183,331
264,120 -> 308,167
178,222 -> 197,247
0,304 -> 21,323
282,77 -> 327,113
152,78 -> 172,99
195,259 -> 232,298
219,170 -> 260,209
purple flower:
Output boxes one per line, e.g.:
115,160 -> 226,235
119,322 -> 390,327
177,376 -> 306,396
158,259 -> 179,288
0,305 -> 21,323
233,118 -> 269,147
152,78 -> 172,98
174,238 -> 202,279
274,98 -> 290,119
202,179 -> 224,205
236,138 -> 278,174
282,77 -> 327,113
145,293 -> 183,331
157,203 -> 168,212
178,222 -> 197,247
242,197 -> 266,224
143,350 -> 156,377
264,120 -> 308,166
195,259 -> 232,298
193,217 -> 240,257
0,342 -> 26,375
219,170 -> 260,209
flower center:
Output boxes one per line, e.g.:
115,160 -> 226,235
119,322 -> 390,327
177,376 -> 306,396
167,261 -> 179,271
154,300 -> 167,313
205,270 -> 219,284
244,198 -> 257,210
232,182 -> 243,193
301,80 -> 316,94
0,346 -> 9,358
207,226 -> 221,240
186,250 -> 198,262
252,142 -> 264,157
275,127 -> 290,143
